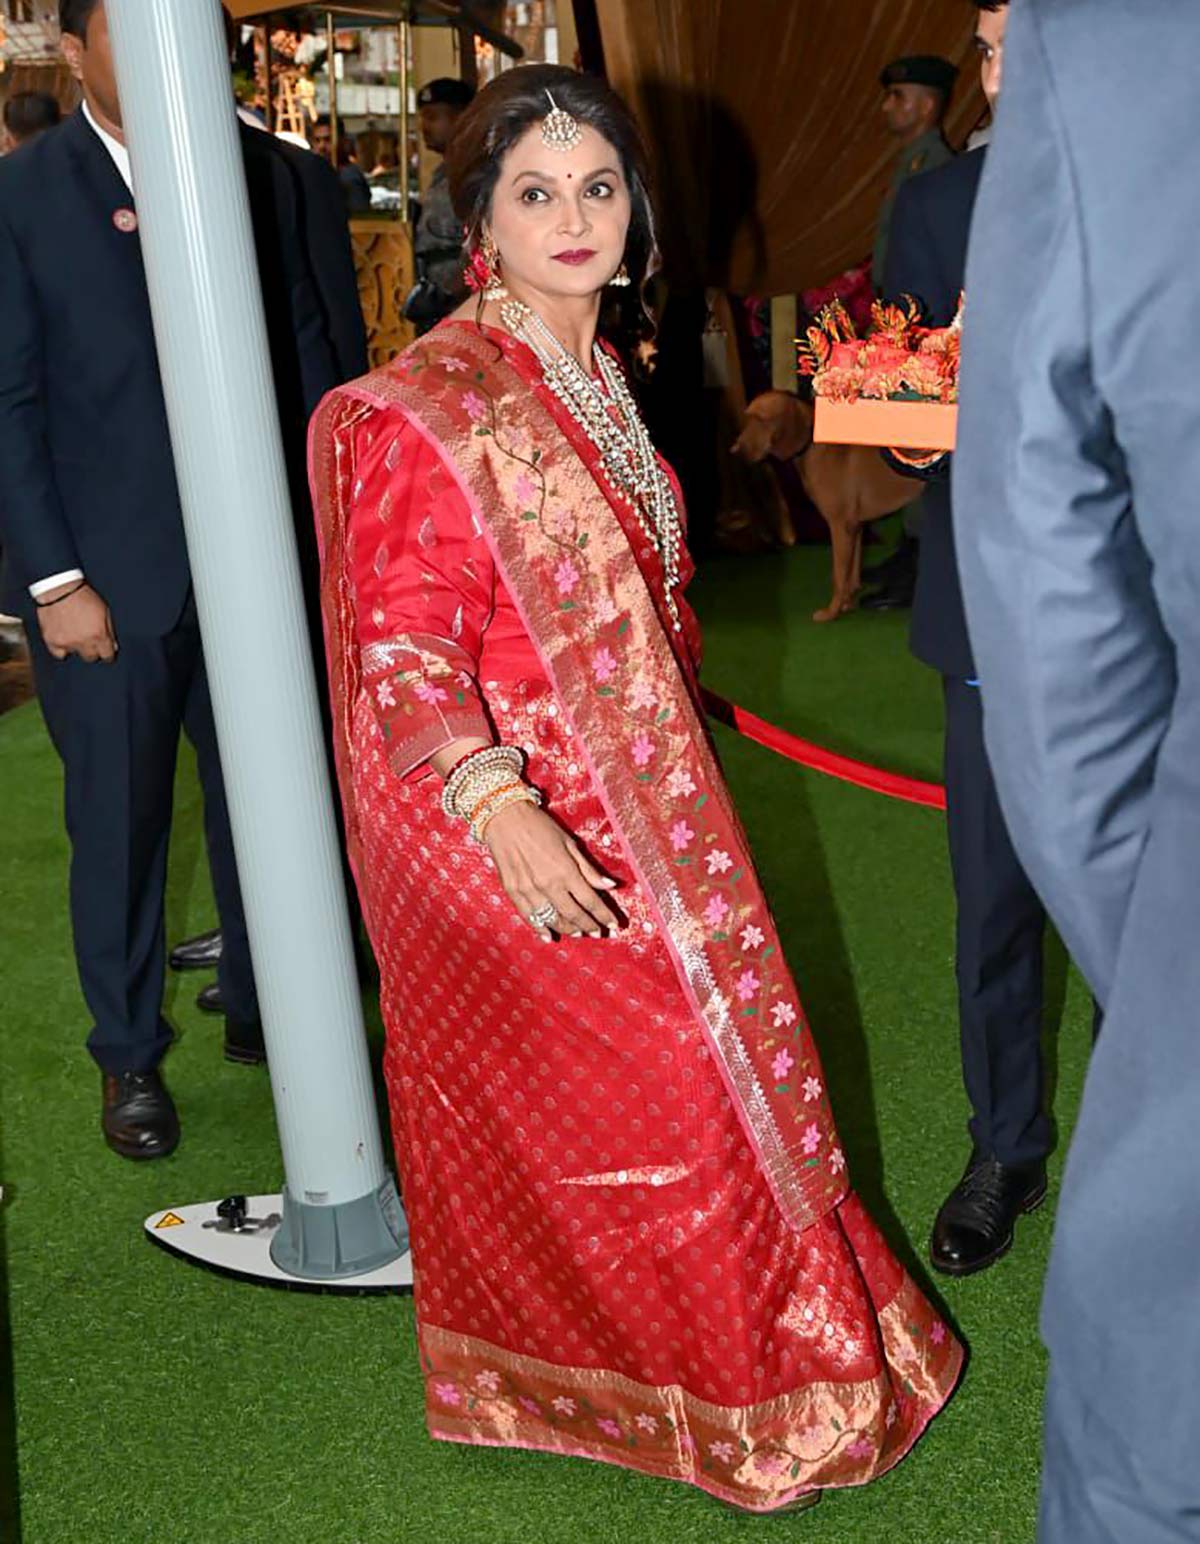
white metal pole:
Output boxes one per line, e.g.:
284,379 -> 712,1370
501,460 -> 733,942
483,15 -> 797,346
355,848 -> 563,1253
106,0 -> 405,1279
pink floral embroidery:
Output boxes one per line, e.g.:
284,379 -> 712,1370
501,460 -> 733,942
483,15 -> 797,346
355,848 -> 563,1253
801,1122 -> 822,1156
555,559 -> 581,596
740,924 -> 765,952
593,648 -> 618,684
846,1436 -> 875,1460
414,680 -> 449,706
709,1440 -> 737,1463
440,355 -> 469,373
703,895 -> 731,929
474,1370 -> 501,1394
670,821 -> 696,852
753,1451 -> 790,1477
679,1433 -> 698,1454
631,733 -> 656,768
665,767 -> 697,799
592,595 -> 620,626
519,1396 -> 542,1415
830,1146 -> 846,1174
433,1381 -> 461,1405
930,1322 -> 947,1346
596,1417 -> 622,1439
705,848 -> 734,877
734,969 -> 760,1003
628,679 -> 657,711
375,680 -> 396,709
886,1403 -> 899,1429
770,1001 -> 798,1030
772,1048 -> 795,1080
462,390 -> 488,423
514,472 -> 538,506
635,1413 -> 657,1434
552,1396 -> 577,1416
803,1076 -> 823,1102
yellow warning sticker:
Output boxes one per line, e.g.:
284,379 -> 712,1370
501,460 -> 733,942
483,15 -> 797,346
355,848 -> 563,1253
154,1211 -> 186,1230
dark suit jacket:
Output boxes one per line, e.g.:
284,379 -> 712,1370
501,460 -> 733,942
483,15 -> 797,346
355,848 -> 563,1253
883,149 -> 986,678
0,110 -> 345,632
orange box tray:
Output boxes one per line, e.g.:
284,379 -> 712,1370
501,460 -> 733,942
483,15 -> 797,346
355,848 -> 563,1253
814,397 -> 958,452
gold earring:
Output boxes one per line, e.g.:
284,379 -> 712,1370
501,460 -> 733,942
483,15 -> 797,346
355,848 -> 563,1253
609,263 -> 632,288
481,233 -> 508,301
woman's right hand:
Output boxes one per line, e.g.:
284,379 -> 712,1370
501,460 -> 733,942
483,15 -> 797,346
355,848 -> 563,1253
483,800 -> 618,940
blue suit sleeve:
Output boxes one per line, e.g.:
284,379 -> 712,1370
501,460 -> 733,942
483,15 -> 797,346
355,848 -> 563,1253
952,0 -> 1174,1006
0,203 -> 82,588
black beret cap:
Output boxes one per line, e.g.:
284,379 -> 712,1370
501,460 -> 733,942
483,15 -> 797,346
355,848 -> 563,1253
417,77 -> 476,110
880,56 -> 959,95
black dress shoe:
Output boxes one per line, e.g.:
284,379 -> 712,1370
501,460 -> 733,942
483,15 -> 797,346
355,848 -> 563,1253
196,981 -> 224,1016
859,577 -> 916,612
169,928 -> 223,972
863,534 -> 918,586
930,1152 -> 1048,1277
224,1016 -> 266,1066
101,1070 -> 180,1161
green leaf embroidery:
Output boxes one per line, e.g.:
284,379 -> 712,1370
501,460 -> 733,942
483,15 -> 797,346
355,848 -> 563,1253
617,618 -> 630,635
577,532 -> 590,549
655,707 -> 671,724
521,510 -> 538,521
473,426 -> 491,437
775,1083 -> 790,1094
559,601 -> 576,611
694,793 -> 709,810
597,687 -> 616,697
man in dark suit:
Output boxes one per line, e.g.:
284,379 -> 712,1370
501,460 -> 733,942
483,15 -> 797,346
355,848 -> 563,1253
883,0 -> 1051,1278
0,0 -> 335,1157
956,1 -> 1200,1533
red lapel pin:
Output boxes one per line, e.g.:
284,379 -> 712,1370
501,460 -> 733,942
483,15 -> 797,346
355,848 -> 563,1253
112,207 -> 138,233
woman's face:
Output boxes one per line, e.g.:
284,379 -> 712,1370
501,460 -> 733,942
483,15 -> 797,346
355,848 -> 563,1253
486,120 -> 632,302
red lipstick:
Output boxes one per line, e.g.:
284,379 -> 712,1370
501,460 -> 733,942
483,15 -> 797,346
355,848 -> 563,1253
552,249 -> 598,266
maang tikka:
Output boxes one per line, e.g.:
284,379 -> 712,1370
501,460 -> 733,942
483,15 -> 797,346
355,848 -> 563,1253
541,90 -> 583,153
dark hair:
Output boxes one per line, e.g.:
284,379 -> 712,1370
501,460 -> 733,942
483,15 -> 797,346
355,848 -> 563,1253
972,0 -> 1009,9
444,64 -> 660,297
59,0 -> 100,40
3,91 -> 61,142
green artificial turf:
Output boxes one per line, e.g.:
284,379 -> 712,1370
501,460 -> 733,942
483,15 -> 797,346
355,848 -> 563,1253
0,546 -> 1093,1544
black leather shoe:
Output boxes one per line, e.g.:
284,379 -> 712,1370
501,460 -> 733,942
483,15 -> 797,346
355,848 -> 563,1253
863,535 -> 918,586
196,981 -> 224,1015
224,1016 -> 266,1066
169,928 -> 223,972
859,577 -> 915,612
930,1152 -> 1048,1277
101,1070 -> 180,1160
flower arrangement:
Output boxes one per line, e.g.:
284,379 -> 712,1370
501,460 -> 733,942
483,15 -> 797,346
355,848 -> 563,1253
799,295 -> 963,406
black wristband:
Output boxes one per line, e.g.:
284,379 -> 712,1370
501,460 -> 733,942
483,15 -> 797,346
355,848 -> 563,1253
33,579 -> 87,610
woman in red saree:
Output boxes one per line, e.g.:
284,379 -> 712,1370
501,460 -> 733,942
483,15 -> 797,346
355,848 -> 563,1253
309,65 -> 961,1515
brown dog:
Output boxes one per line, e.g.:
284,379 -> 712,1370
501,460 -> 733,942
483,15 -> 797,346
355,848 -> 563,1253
734,391 -> 920,622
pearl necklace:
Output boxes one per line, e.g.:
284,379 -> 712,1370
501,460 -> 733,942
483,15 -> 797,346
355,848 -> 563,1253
499,299 -> 684,631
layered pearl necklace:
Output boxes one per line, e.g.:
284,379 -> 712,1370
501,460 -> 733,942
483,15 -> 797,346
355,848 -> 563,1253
499,298 -> 684,632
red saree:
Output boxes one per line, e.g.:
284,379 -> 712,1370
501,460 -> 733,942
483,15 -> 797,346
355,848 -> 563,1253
309,320 -> 961,1512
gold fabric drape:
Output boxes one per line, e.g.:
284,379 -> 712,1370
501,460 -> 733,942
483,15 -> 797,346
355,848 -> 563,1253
596,0 -> 984,295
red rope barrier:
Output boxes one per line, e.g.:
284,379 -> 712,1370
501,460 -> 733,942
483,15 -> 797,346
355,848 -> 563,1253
702,688 -> 947,811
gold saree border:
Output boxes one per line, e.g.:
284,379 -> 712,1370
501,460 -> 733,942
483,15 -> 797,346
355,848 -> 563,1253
419,1271 -> 963,1513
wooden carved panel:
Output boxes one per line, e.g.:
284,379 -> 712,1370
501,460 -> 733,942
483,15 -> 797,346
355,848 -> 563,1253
350,220 -> 416,369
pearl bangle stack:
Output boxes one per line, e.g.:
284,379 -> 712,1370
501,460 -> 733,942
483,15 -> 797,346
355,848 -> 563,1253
441,744 -> 542,843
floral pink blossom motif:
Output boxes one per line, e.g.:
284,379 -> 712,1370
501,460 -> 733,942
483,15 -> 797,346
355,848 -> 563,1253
519,1396 -> 542,1415
670,821 -> 696,853
705,848 -> 734,877
665,767 -> 697,799
552,1396 -> 577,1417
555,559 -> 581,596
753,1451 -> 790,1477
414,679 -> 449,706
740,924 -> 765,952
514,472 -> 538,506
474,1370 -> 501,1394
709,1440 -> 737,1464
801,1122 -> 822,1156
771,1001 -> 798,1030
635,1413 -> 657,1434
734,969 -> 760,1003
631,732 -> 656,768
596,1417 -> 622,1439
462,389 -> 488,423
802,1076 -> 823,1102
440,355 -> 469,373
628,679 -> 657,711
830,1147 -> 846,1174
772,1048 -> 795,1080
593,594 -> 620,626
593,647 -> 618,684
375,680 -> 396,709
703,895 -> 731,929
433,1381 -> 461,1406
846,1436 -> 875,1461
930,1322 -> 947,1346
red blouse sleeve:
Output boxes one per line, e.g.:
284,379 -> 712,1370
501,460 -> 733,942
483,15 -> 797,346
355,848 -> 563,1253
349,413 -> 496,778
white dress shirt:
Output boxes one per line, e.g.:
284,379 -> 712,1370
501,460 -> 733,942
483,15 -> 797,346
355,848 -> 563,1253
30,102 -> 133,600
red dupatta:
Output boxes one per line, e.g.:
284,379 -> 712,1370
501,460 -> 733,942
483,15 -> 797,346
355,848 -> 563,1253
309,322 -> 849,1235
